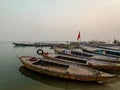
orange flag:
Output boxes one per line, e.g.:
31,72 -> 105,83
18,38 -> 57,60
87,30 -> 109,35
77,31 -> 80,41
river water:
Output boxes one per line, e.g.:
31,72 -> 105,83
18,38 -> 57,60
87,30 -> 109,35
0,42 -> 120,90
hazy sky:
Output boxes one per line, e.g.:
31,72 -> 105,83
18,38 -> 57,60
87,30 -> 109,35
0,0 -> 120,42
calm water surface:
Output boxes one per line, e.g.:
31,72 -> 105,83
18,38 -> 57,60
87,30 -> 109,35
0,42 -> 120,90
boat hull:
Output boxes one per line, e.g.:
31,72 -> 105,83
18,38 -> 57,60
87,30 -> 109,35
45,55 -> 120,72
54,47 -> 120,63
18,56 -> 117,82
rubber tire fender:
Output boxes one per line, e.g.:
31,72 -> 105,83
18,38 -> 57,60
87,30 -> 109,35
37,49 -> 43,55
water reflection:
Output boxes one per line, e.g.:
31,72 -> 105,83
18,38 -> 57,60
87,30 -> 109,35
19,66 -> 113,90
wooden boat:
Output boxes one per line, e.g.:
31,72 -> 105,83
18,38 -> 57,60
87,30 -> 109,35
80,46 -> 120,58
13,42 -> 34,46
54,47 -> 120,63
86,45 -> 120,51
37,49 -> 120,72
54,47 -> 93,57
19,66 -> 109,89
18,56 -> 117,82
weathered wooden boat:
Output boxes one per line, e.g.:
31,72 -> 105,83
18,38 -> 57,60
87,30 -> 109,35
19,66 -> 108,89
80,46 -> 120,58
18,55 -> 117,82
54,47 -> 120,63
37,49 -> 120,72
13,42 -> 34,46
86,45 -> 120,51
54,47 -> 94,57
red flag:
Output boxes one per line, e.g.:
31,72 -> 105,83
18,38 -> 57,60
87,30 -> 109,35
77,31 -> 80,41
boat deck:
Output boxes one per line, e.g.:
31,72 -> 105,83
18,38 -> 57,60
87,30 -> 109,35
20,56 -> 97,76
67,65 -> 93,75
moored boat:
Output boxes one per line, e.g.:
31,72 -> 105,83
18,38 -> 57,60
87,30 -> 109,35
54,47 -> 120,63
37,49 -> 120,72
80,46 -> 120,58
18,56 -> 117,82
13,42 -> 34,46
54,47 -> 93,57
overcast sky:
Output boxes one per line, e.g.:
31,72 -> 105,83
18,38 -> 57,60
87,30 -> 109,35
0,0 -> 120,42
